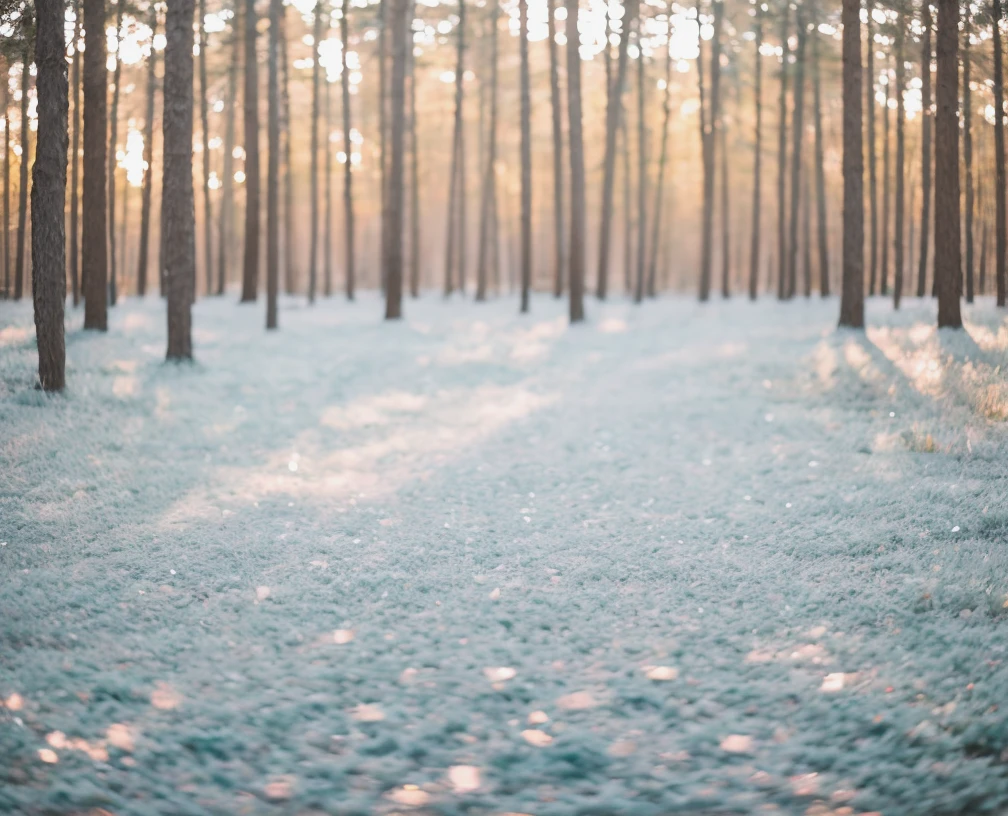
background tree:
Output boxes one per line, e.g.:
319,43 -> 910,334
749,2 -> 763,300
933,0 -> 959,326
308,0 -> 322,304
993,0 -> 1006,306
198,0 -> 213,297
476,2 -> 498,303
547,0 -> 565,298
82,0 -> 107,330
68,0 -> 81,307
14,38 -> 30,302
519,0 -> 532,313
384,0 -> 408,319
340,0 -> 356,300
963,21 -> 974,302
137,7 -> 158,298
917,0 -> 932,297
839,0 -> 864,327
564,0 -> 585,322
241,0 -> 260,303
444,0 -> 466,296
266,0 -> 280,329
107,0 -> 124,306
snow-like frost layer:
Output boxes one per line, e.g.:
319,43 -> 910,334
1,292 -> 1007,815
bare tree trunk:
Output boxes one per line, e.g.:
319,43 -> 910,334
894,11 -> 906,309
107,0 -> 124,306
547,0 -> 565,297
699,0 -> 723,301
14,43 -> 31,302
597,0 -> 639,300
324,53 -> 332,297
880,54 -> 891,295
266,0 -> 280,329
137,8 -> 158,298
994,0 -> 1006,306
164,0 -> 196,359
444,0 -> 466,296
519,0 -> 532,313
866,3 -> 877,294
786,7 -> 807,301
385,0 -> 408,319
306,2 -> 323,304
934,0 -> 961,326
408,15 -> 420,298
719,97 -> 730,299
69,0 -> 81,306
812,16 -> 829,296
2,63 -> 9,299
340,0 -> 356,300
564,0 -> 585,322
749,8 -> 763,300
199,0 -> 213,298
648,17 -> 673,299
621,112 -> 632,294
82,0 -> 108,329
775,3 -> 789,300
476,4 -> 499,302
917,1 -> 933,297
32,0 -> 68,390
240,0 -> 260,302
980,216 -> 989,295
802,152 -> 812,296
281,4 -> 294,294
217,8 -> 238,295
839,0 -> 864,327
635,22 -> 648,304
963,27 -> 974,303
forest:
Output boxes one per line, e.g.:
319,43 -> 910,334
1,0 -> 1008,813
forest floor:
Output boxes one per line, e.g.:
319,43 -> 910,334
1,292 -> 1008,816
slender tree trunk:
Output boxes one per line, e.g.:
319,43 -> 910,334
308,2 -> 323,304
519,0 -> 532,312
635,23 -> 648,304
324,50 -> 333,297
444,0 -> 466,296
14,44 -> 31,302
408,14 -> 420,298
934,0 -> 961,326
775,4 -> 789,300
281,4 -> 295,294
880,54 -> 891,295
699,0 -> 723,301
164,0 -> 196,359
894,11 -> 906,308
83,0 -> 108,329
719,96 -> 730,298
476,4 -> 499,302
199,0 -> 213,298
266,0 -> 280,329
547,0 -> 565,297
866,3 -> 878,294
137,9 -> 158,298
802,152 -> 812,296
120,170 -> 129,288
69,0 -> 81,307
839,0 -> 864,327
980,217 -> 989,295
812,18 -> 829,296
385,0 -> 408,319
32,0 -> 68,390
649,18 -> 673,299
749,9 -> 763,300
241,0 -> 260,302
379,0 -> 389,293
963,28 -> 974,303
994,0 -> 1006,306
340,0 -> 356,300
917,1 -> 933,297
2,64 -> 9,300
597,0 -> 640,300
621,112 -> 632,293
786,8 -> 807,301
217,8 -> 238,296
565,0 -> 585,322
107,0 -> 124,306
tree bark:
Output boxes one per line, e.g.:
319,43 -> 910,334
963,27 -> 974,303
917,0 -> 933,297
934,0 -> 961,326
240,0 -> 260,302
138,9 -> 159,298
547,0 -> 565,297
340,0 -> 356,300
775,3 -> 789,300
281,3 -> 294,294
894,10 -> 906,308
107,0 -> 124,306
749,9 -> 763,300
15,42 -> 31,302
307,1 -> 322,304
163,0 -> 196,359
699,0 -> 723,302
385,0 -> 408,319
880,53 -> 891,295
266,0 -> 280,329
866,2 -> 877,294
993,0 -> 1006,306
199,0 -> 213,297
787,7 -> 807,301
217,7 -> 238,295
324,44 -> 333,297
839,0 -> 864,327
476,4 -> 499,302
718,88 -> 730,299
648,16 -> 673,299
408,11 -> 420,298
564,0 -> 585,322
379,0 -> 388,293
812,15 -> 829,295
32,0 -> 68,390
69,0 -> 81,307
82,0 -> 108,329
444,0 -> 466,296
635,21 -> 648,304
2,59 -> 9,300
802,151 -> 812,296
519,0 -> 533,312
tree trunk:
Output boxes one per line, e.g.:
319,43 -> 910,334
894,10 -> 906,308
547,0 -> 565,297
749,9 -> 763,300
648,17 -> 673,299
786,7 -> 807,301
199,0 -> 213,298
82,0 -> 108,329
880,53 -> 891,295
385,0 -> 408,319
775,4 -> 789,300
217,8 -> 238,295
107,0 -> 124,306
597,0 -> 640,300
137,8 -> 158,298
340,0 -> 356,300
281,4 -> 294,294
408,13 -> 420,298
266,0 -> 280,329
963,27 -> 974,303
564,0 -> 585,322
69,0 -> 81,307
917,1 -> 933,297
324,49 -> 333,297
444,0 -> 466,296
14,43 -> 31,302
307,3 -> 322,304
2,62 -> 9,300
699,0 -> 723,301
812,16 -> 829,296
163,0 -> 196,359
934,0 -> 961,326
240,0 -> 260,302
476,4 -> 499,302
635,23 -> 648,304
519,0 -> 533,312
866,2 -> 877,294
839,0 -> 864,327
32,0 -> 68,390
993,0 -> 1006,306
802,152 -> 812,296
379,0 -> 388,293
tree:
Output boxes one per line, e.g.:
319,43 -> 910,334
775,2 -> 789,300
408,19 -> 420,298
933,0 -> 960,327
786,6 -> 807,301
68,0 -> 81,307
880,53 -> 891,295
993,0 -> 1006,306
280,2 -> 294,294
839,0 -> 864,327
384,0 -> 408,319
519,0 -> 532,313
547,0 -> 565,298
163,0 -> 196,359
963,22 -> 974,303
648,13 -> 673,299
444,0 -> 466,296
266,0 -> 280,329
137,8 -> 159,298
476,3 -> 499,302
2,51 -> 9,299
564,0 -> 585,322
324,39 -> 333,297
308,0 -> 323,304
340,0 -> 356,300
217,4 -> 239,295
198,0 -> 213,297
32,0 -> 67,391
866,1 -> 877,294
698,0 -> 723,302
634,21 -> 648,304
749,3 -> 763,300
917,0 -> 932,297
812,9 -> 829,295
13,39 -> 29,302
241,0 -> 260,303
893,7 -> 906,308
82,0 -> 108,330
107,0 -> 124,306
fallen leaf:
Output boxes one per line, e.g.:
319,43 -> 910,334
521,729 -> 553,747
255,586 -> 270,602
387,785 -> 430,806
447,764 -> 481,793
106,723 -> 135,752
608,739 -> 637,757
38,748 -> 58,764
351,703 -> 385,722
821,673 -> 846,692
333,629 -> 355,644
150,682 -> 182,710
645,666 -> 679,681
4,693 -> 24,711
527,710 -> 549,725
557,691 -> 597,710
720,734 -> 754,753
489,587 -> 501,600
264,779 -> 293,801
484,666 -> 516,683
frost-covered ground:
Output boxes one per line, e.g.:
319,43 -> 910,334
1,292 -> 1007,816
